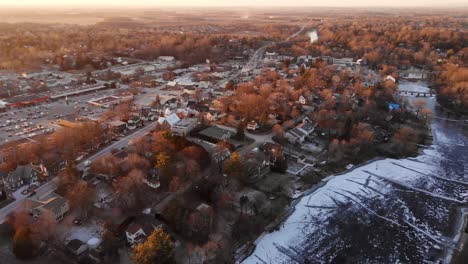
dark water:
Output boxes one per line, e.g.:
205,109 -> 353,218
243,85 -> 468,264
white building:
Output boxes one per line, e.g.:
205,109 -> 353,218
285,120 -> 316,143
125,222 -> 163,246
298,95 -> 307,105
247,120 -> 259,131
158,56 -> 176,62
158,113 -> 181,128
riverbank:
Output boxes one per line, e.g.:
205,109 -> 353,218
449,209 -> 468,264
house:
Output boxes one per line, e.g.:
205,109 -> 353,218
399,66 -> 429,80
125,220 -> 164,246
298,95 -> 307,105
67,239 -> 88,256
265,52 -> 278,60
171,118 -> 198,136
158,56 -> 175,62
384,75 -> 396,83
285,120 -> 317,143
127,115 -> 142,130
5,163 -> 47,190
108,120 -> 127,134
144,168 -> 161,189
157,113 -> 181,128
246,120 -> 259,131
29,193 -> 69,222
166,81 -> 177,88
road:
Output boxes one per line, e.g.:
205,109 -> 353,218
214,124 -> 275,155
216,23 -> 307,88
0,121 -> 159,223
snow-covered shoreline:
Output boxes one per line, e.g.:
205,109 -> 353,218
242,84 -> 468,264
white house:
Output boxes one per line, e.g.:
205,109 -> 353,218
247,120 -> 259,131
384,75 -> 396,83
158,56 -> 175,62
285,119 -> 316,143
298,95 -> 307,105
126,222 -> 163,246
158,113 -> 181,128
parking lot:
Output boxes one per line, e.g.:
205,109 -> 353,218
0,88 -> 131,145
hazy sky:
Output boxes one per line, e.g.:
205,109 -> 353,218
1,0 -> 466,7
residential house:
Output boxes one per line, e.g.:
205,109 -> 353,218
399,66 -> 429,80
5,163 -> 47,190
125,220 -> 164,246
158,56 -> 175,62
157,113 -> 181,129
67,239 -> 88,256
108,120 -> 127,134
171,118 -> 198,136
246,120 -> 259,131
29,193 -> 69,222
298,95 -> 307,105
285,119 -> 317,143
144,168 -> 161,189
384,75 -> 396,83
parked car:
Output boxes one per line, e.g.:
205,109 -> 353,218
84,160 -> 92,167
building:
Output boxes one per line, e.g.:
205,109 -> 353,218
399,66 -> 429,80
171,118 -> 198,136
285,120 -> 316,143
157,113 -> 181,128
125,220 -> 164,246
29,193 -> 69,222
87,92 -> 133,109
67,239 -> 88,256
5,163 -> 47,190
0,100 -> 7,111
246,120 -> 259,131
384,75 -> 396,83
158,56 -> 175,62
198,126 -> 232,142
298,95 -> 307,105
144,168 -> 161,189
108,120 -> 127,134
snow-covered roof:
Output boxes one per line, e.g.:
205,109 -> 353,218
167,81 -> 177,87
158,113 -> 180,126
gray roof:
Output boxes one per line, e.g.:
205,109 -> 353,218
8,165 -> 35,182
30,194 -> 68,215
67,239 -> 86,251
199,126 -> 232,141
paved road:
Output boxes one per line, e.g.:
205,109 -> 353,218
214,124 -> 274,155
0,121 -> 159,223
216,23 -> 307,88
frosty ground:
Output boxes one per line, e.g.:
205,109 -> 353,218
243,87 -> 468,264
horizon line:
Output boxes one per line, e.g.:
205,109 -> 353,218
1,4 -> 467,8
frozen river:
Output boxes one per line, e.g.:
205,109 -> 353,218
243,83 -> 468,264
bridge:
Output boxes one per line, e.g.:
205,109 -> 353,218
397,90 -> 436,97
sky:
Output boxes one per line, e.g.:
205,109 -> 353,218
0,0 -> 466,7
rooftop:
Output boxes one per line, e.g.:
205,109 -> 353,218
67,239 -> 86,251
198,126 -> 232,141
